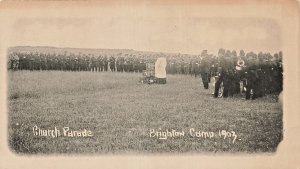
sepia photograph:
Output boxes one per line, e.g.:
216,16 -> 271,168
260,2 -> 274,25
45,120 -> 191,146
0,0 -> 299,169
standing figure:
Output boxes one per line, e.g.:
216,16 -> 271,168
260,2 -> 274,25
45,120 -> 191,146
200,50 -> 211,89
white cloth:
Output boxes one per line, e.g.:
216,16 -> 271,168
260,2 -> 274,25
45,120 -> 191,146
155,57 -> 167,78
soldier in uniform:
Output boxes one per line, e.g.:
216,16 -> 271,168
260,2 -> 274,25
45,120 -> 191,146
83,55 -> 89,71
214,49 -> 230,97
61,55 -> 66,71
123,55 -> 129,72
119,55 -> 125,72
109,55 -> 116,72
39,53 -> 46,70
273,52 -> 283,93
200,50 -> 211,89
244,52 -> 260,100
115,54 -> 121,72
225,51 -> 235,97
129,55 -> 134,72
11,52 -> 20,70
184,60 -> 190,75
103,55 -> 108,71
133,57 -> 140,73
33,52 -> 40,70
28,52 -> 35,71
74,55 -> 79,71
90,55 -> 97,72
139,58 -> 146,73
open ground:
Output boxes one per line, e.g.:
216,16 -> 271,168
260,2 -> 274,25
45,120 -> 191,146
8,71 -> 282,154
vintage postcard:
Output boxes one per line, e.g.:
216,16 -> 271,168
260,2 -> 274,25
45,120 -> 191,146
0,0 -> 299,169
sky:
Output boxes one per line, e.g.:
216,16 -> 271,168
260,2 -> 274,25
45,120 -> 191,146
7,3 -> 282,55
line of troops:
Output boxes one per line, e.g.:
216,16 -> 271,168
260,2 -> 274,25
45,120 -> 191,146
198,49 -> 283,100
8,52 -> 149,73
8,51 -> 200,75
8,49 -> 283,100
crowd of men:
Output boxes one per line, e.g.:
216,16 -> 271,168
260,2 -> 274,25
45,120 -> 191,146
198,49 -> 283,100
8,48 -> 283,100
8,52 -> 149,73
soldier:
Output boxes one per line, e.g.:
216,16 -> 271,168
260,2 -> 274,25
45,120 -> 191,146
33,52 -> 41,70
77,55 -> 82,71
133,57 -> 140,73
123,55 -> 129,72
139,58 -> 146,73
90,55 -> 97,72
200,50 -> 211,89
170,59 -> 177,74
109,55 -> 116,72
74,55 -> 79,71
115,55 -> 121,72
103,55 -> 108,71
60,55 -> 65,71
273,52 -> 283,93
96,55 -> 102,72
183,60 -> 190,75
28,52 -> 35,71
7,52 -> 19,70
128,55 -> 134,72
65,55 -> 70,71
214,49 -> 230,97
190,59 -> 197,77
82,55 -> 88,71
49,54 -> 54,70
225,51 -> 235,97
119,55 -> 125,72
277,51 -> 283,93
11,52 -> 20,70
244,52 -> 260,100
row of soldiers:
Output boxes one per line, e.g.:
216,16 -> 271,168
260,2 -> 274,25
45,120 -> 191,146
166,58 -> 201,76
8,52 -> 149,73
198,49 -> 283,100
8,51 -> 202,75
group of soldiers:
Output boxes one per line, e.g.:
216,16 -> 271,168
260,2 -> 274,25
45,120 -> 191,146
8,49 -> 283,100
8,52 -> 149,73
198,49 -> 283,100
166,57 -> 201,76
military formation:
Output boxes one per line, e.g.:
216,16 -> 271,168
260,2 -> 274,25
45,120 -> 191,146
8,48 -> 283,100
8,52 -> 149,73
198,48 -> 283,100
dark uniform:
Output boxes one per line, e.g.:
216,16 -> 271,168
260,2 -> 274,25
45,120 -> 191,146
103,55 -> 108,71
109,55 -> 116,72
244,54 -> 260,100
200,53 -> 211,89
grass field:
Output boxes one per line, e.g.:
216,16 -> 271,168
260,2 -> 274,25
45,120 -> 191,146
8,71 -> 282,154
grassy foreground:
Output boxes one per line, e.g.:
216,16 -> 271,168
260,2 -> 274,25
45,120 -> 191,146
8,71 -> 282,154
